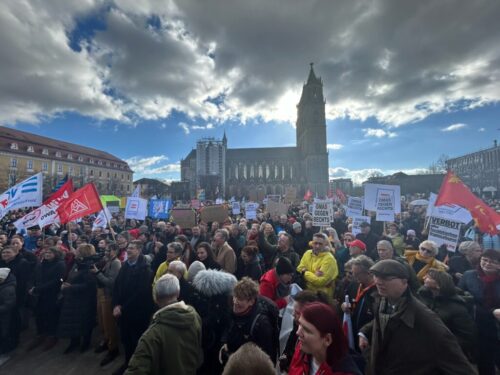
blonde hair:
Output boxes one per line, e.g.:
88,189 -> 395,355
77,244 -> 96,258
233,277 -> 259,301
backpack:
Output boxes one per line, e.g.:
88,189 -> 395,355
250,295 -> 280,360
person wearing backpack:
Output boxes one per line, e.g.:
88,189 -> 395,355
220,277 -> 279,366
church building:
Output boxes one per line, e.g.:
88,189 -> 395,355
180,64 -> 329,200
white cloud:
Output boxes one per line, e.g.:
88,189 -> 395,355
125,155 -> 168,173
479,127 -> 485,132
191,123 -> 215,130
2,1 -> 500,128
441,123 -> 467,132
329,166 -> 428,185
327,143 -> 343,150
362,128 -> 397,138
145,162 -> 181,175
179,122 -> 190,134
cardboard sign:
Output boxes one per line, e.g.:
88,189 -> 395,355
245,202 -> 259,220
352,215 -> 371,236
284,187 -> 297,203
266,200 -> 289,217
170,209 -> 196,229
200,205 -> 228,224
346,197 -> 364,218
428,216 -> 462,252
312,200 -> 334,227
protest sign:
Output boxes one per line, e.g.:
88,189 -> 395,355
200,205 -> 228,223
232,201 -> 241,215
375,189 -> 396,222
266,200 -> 289,217
267,195 -> 281,203
352,215 -> 371,236
428,216 -> 462,252
284,187 -> 297,203
345,197 -> 364,218
426,193 -> 472,224
170,209 -> 196,229
245,202 -> 259,220
191,199 -> 201,209
148,199 -> 171,219
312,200 -> 334,227
364,184 -> 401,214
124,197 -> 148,220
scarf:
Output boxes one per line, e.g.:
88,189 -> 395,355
479,271 -> 500,309
413,252 -> 438,282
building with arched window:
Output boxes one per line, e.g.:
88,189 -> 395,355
181,64 -> 329,200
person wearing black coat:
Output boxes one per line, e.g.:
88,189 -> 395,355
112,241 -> 154,375
0,268 -> 17,359
235,246 -> 262,281
28,247 -> 65,351
191,270 -> 237,375
58,245 -> 98,354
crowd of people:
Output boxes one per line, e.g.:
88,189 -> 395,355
0,198 -> 499,375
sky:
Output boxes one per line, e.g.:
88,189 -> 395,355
1,0 -> 500,185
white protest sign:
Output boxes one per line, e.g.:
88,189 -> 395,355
245,202 -> 259,220
232,201 -> 241,215
312,200 -> 334,227
352,215 -> 371,236
428,216 -> 462,252
346,197 -> 364,218
375,189 -> 395,222
364,183 -> 401,214
125,197 -> 148,220
426,193 -> 472,224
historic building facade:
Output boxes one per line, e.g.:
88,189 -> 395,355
0,126 -> 133,196
446,140 -> 500,197
180,64 -> 329,200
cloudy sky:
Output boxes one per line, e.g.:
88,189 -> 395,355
2,0 -> 500,185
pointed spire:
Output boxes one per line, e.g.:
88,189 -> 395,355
222,130 -> 227,145
307,62 -> 319,84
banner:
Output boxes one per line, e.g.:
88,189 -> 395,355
125,197 -> 148,220
170,209 -> 196,229
266,200 -> 289,217
245,202 -> 259,220
231,201 -> 240,215
345,197 -> 364,218
0,173 -> 43,219
92,207 -> 112,230
426,193 -> 472,224
352,215 -> 371,236
428,216 -> 462,252
312,200 -> 334,227
57,183 -> 103,224
200,205 -> 228,223
148,199 -> 171,219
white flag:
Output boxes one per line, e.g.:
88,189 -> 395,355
131,185 -> 141,198
93,207 -> 112,230
0,173 -> 43,220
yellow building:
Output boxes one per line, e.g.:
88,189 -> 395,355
0,126 -> 133,196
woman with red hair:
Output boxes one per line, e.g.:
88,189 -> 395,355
288,302 -> 362,375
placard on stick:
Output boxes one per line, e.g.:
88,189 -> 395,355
200,205 -> 228,224
170,209 -> 196,229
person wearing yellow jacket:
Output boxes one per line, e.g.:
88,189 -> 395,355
153,242 -> 183,287
297,233 -> 339,296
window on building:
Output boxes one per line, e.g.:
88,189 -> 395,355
107,172 -> 110,178
89,159 -> 94,164
90,169 -> 94,176
235,166 -> 239,180
10,143 -> 18,150
42,162 -> 48,172
127,185 -> 130,192
27,145 -> 34,153
10,158 -> 17,168
42,148 -> 49,155
67,154 -> 73,160
250,165 -> 254,178
79,166 -> 84,176
98,160 -> 102,166
56,151 -> 61,157
266,165 -> 270,179
69,166 -> 74,176
121,173 -> 124,180
57,163 -> 63,174
27,160 -> 33,171
258,165 -> 263,178
78,156 -> 83,162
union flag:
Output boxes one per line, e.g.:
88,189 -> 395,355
57,183 -> 103,224
435,171 -> 500,234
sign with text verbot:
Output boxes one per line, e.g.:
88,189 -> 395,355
312,200 -> 334,227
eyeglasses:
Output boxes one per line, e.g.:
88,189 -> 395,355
419,247 -> 433,254
481,258 -> 499,265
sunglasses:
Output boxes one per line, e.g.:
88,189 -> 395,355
419,247 -> 433,254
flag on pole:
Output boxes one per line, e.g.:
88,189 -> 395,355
92,206 -> 112,230
53,174 -> 68,192
336,188 -> 347,204
303,189 -> 313,201
342,295 -> 355,350
131,185 -> 141,198
436,171 -> 500,234
57,183 -> 103,224
0,173 -> 43,220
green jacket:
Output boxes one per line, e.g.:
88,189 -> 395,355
126,301 -> 202,375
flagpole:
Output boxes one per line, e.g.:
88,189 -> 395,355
102,208 -> 116,242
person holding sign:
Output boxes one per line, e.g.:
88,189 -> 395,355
297,233 -> 339,296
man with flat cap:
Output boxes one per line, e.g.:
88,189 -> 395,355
358,259 -> 477,375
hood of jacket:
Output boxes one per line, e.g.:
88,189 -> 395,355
153,301 -> 198,329
260,268 -> 279,287
192,269 -> 237,297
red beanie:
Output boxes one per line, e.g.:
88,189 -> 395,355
349,239 -> 366,251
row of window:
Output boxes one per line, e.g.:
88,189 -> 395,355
229,164 -> 294,180
9,142 -> 128,170
9,158 -> 132,180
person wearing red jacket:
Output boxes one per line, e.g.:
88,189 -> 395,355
259,257 -> 294,309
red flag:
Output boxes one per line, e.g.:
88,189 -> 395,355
336,188 -> 347,204
44,179 -> 74,205
57,183 -> 103,224
303,189 -> 313,201
436,171 -> 500,234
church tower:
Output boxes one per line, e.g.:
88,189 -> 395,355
296,63 -> 329,196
